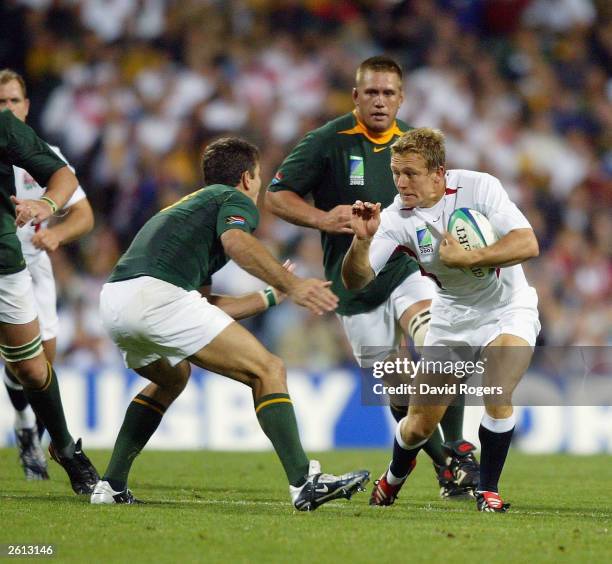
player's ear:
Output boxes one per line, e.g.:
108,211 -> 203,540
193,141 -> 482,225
239,170 -> 248,191
352,87 -> 359,103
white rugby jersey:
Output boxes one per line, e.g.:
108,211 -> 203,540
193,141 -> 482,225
14,144 -> 86,258
369,169 -> 533,308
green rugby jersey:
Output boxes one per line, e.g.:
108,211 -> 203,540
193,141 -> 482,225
109,184 -> 260,291
268,111 -> 420,315
0,110 -> 66,274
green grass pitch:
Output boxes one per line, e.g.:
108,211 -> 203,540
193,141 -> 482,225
0,449 -> 609,563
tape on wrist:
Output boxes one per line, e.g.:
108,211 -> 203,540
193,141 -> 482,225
40,196 -> 58,214
261,287 -> 277,309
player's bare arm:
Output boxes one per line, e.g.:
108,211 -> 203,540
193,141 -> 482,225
265,190 -> 353,235
221,229 -> 338,315
32,198 -> 94,252
199,261 -> 294,320
12,166 -> 78,226
439,228 -> 539,269
341,201 -> 381,290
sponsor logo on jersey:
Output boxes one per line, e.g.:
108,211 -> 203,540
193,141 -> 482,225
225,215 -> 246,225
271,170 -> 283,185
373,146 -> 388,153
349,155 -> 365,186
416,225 -> 433,255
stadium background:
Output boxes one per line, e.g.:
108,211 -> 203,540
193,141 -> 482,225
0,0 -> 610,453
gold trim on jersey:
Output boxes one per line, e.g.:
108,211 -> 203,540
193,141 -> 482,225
338,112 -> 404,145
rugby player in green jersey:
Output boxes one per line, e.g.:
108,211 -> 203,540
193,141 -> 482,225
91,137 -> 370,510
0,109 -> 99,494
266,56 -> 479,497
1,68 -> 95,481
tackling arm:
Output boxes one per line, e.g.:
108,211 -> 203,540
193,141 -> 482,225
199,286 -> 275,320
265,190 -> 353,235
220,229 -> 338,315
221,229 -> 299,293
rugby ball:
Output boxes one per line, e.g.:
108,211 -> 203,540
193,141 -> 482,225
447,208 -> 498,279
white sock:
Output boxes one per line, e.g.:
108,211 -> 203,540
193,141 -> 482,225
14,405 -> 37,430
481,412 -> 516,433
3,369 -> 23,390
386,466 -> 406,485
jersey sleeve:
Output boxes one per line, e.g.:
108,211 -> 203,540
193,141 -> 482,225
369,210 -> 403,275
216,191 -> 260,237
474,174 -> 532,237
4,112 -> 66,187
48,146 -> 86,209
267,130 -> 325,196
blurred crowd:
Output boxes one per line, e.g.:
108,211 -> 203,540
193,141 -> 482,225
1,0 -> 610,368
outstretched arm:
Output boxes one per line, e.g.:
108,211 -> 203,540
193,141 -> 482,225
265,190 -> 353,235
342,201 -> 382,290
221,229 -> 338,315
201,261 -> 294,320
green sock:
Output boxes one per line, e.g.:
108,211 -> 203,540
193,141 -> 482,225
23,363 -> 73,453
104,394 -> 165,491
421,425 -> 448,466
441,401 -> 465,442
255,393 -> 310,487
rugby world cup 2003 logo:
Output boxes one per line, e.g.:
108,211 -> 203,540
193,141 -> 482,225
416,225 -> 433,255
349,155 -> 364,186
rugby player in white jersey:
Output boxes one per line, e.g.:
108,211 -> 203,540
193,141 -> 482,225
342,127 -> 540,512
0,69 -> 94,480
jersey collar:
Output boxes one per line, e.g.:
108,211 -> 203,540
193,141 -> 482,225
338,111 -> 404,145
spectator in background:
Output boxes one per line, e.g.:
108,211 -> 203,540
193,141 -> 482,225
1,0 -> 607,366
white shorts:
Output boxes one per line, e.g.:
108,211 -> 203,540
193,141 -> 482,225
425,286 -> 541,349
0,269 -> 37,325
100,276 -> 234,369
27,252 -> 59,341
339,272 -> 437,367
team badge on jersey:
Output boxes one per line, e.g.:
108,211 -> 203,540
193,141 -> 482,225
271,171 -> 283,185
349,155 -> 364,186
416,225 -> 433,255
225,215 -> 246,225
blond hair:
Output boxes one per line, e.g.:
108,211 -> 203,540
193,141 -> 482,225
0,69 -> 27,98
391,128 -> 445,171
356,56 -> 402,85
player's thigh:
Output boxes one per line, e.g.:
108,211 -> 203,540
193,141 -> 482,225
338,300 -> 399,368
0,270 -> 38,327
483,333 -> 533,400
28,253 -> 59,342
100,277 -> 234,371
188,321 -> 284,388
394,273 -> 436,340
0,318 -> 47,384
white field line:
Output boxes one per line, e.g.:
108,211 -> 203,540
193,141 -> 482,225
156,497 -> 610,519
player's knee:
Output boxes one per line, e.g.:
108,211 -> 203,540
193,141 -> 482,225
485,405 -> 513,420
405,413 -> 438,444
251,353 -> 286,388
9,358 -> 47,389
164,364 -> 191,397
